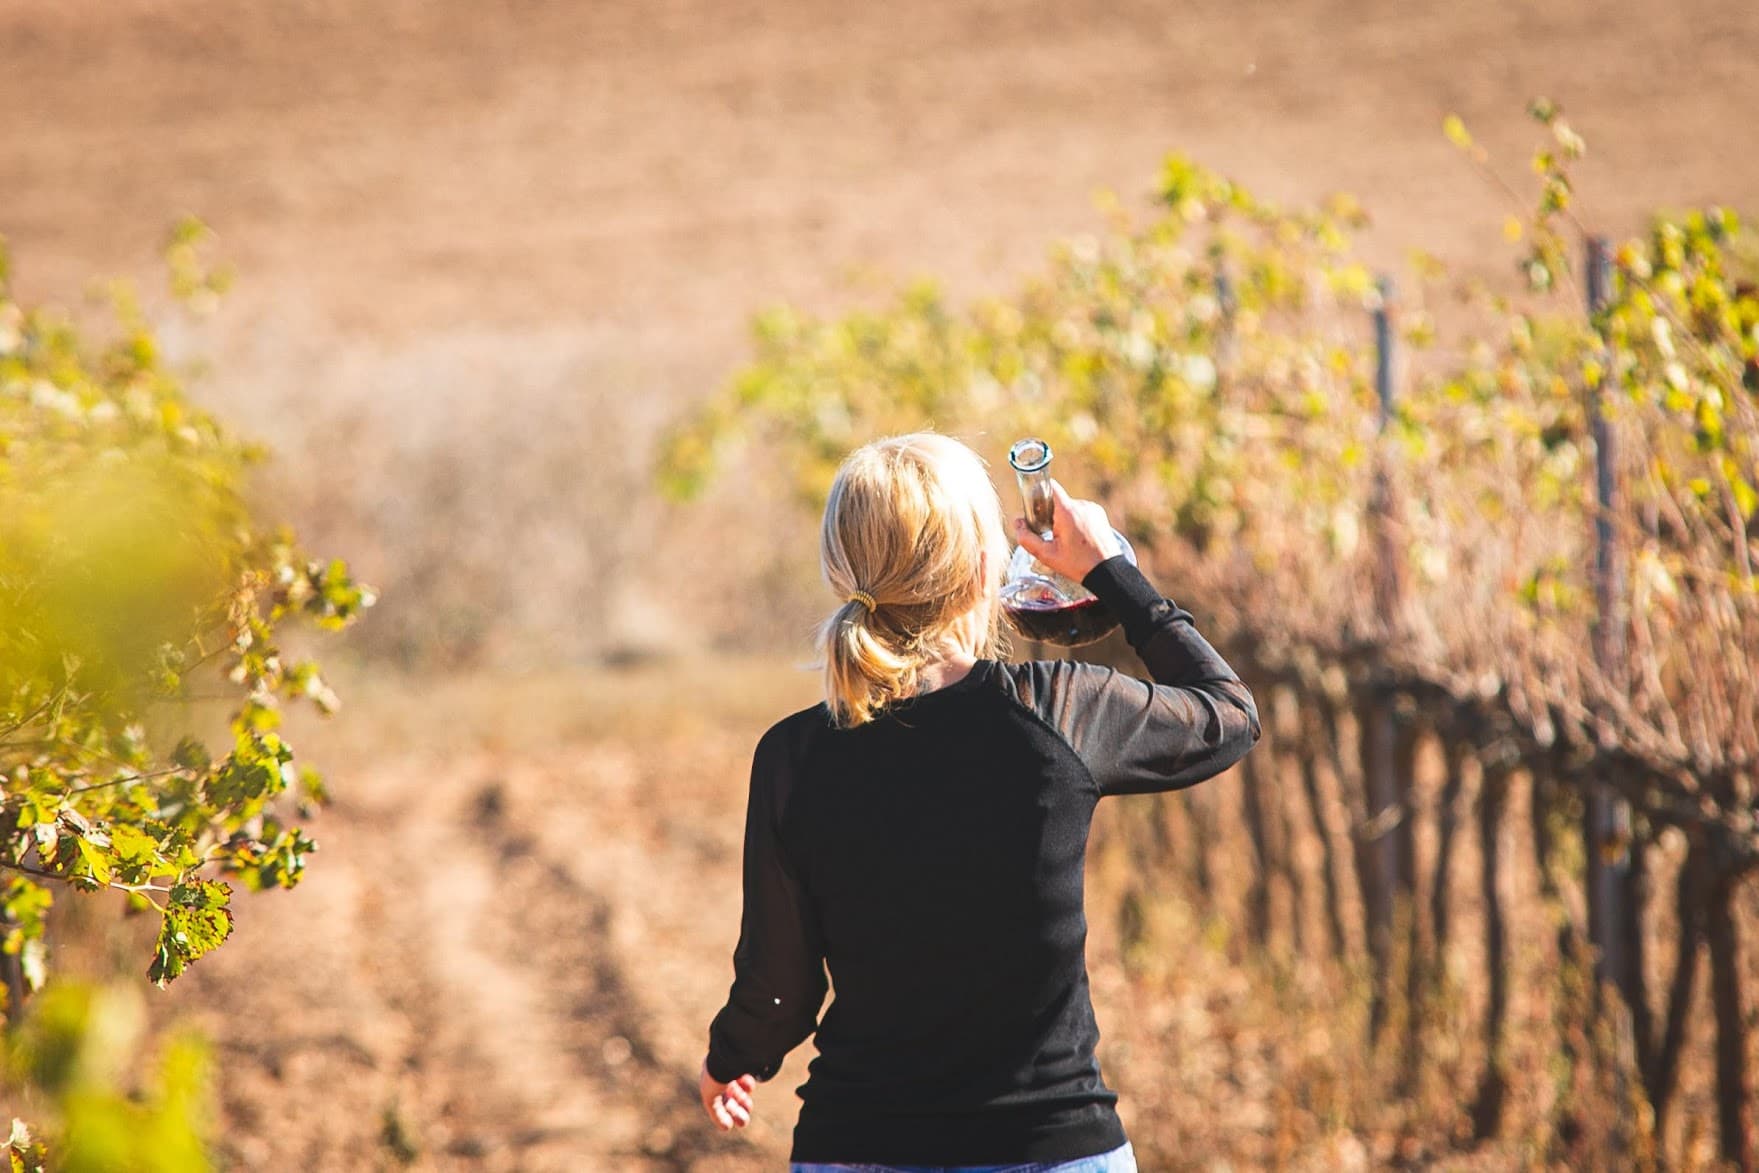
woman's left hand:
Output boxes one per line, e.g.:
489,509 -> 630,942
700,1057 -> 757,1130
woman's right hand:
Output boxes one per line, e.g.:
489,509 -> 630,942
1013,479 -> 1122,583
699,1057 -> 755,1131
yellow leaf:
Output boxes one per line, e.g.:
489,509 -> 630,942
1730,476 -> 1756,522
1503,217 -> 1523,243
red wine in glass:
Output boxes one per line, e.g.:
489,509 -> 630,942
1002,597 -> 1117,647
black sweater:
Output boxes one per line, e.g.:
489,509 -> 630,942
705,557 -> 1260,1165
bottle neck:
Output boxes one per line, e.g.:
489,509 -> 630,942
1016,466 -> 1054,539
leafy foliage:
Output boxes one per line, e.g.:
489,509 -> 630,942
0,222 -> 373,999
5,982 -> 209,1172
660,105 -> 1757,832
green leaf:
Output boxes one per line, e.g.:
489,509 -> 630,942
107,823 -> 159,867
297,766 -> 330,810
73,838 -> 113,887
147,880 -> 233,987
1,880 -> 53,947
169,736 -> 210,772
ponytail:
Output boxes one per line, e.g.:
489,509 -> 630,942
822,598 -> 916,727
816,433 -> 1010,728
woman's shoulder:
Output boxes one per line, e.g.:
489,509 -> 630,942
997,655 -> 1117,690
744,704 -> 836,814
755,701 -> 836,758
997,656 -> 1141,717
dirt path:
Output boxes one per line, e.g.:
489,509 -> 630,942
155,674 -> 818,1170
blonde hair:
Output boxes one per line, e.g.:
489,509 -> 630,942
819,433 -> 1011,728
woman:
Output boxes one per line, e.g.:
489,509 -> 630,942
699,433 -> 1259,1171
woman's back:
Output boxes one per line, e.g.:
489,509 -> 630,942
712,560 -> 1259,1166
774,660 -> 1110,1163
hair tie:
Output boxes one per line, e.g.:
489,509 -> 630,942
847,589 -> 877,612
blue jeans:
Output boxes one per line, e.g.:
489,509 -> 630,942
791,1140 -> 1137,1173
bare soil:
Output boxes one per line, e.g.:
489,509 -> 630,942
7,0 -> 1758,342
152,663 -> 830,1171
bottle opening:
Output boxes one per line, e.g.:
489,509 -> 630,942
1008,438 -> 1052,474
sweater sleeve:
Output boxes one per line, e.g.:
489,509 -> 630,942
1015,555 -> 1261,796
705,722 -> 829,1083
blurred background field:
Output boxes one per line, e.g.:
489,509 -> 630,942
4,0 -> 1759,1169
8,0 -> 1759,665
